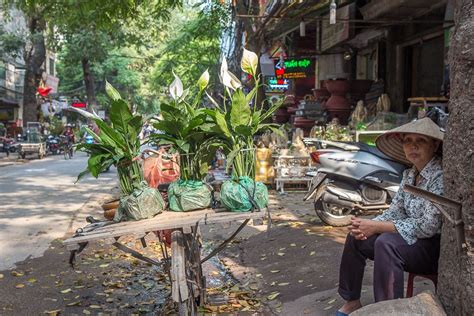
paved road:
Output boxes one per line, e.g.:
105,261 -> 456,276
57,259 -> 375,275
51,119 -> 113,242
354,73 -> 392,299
0,152 -> 117,270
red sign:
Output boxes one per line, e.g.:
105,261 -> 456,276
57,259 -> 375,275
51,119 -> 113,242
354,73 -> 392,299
37,87 -> 52,97
71,102 -> 87,108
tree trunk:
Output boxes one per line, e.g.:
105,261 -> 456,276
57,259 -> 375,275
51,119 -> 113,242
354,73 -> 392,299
22,17 -> 46,126
438,0 -> 474,314
81,57 -> 97,109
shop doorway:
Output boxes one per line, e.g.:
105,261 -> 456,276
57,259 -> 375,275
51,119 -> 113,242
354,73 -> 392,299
403,36 -> 444,111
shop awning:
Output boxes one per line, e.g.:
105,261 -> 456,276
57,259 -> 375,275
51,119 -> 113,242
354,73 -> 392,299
345,28 -> 388,49
0,98 -> 19,107
360,0 -> 447,20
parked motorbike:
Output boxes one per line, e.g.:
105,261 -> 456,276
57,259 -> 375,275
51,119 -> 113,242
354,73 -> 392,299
0,137 -> 18,156
303,138 -> 407,226
46,135 -> 60,155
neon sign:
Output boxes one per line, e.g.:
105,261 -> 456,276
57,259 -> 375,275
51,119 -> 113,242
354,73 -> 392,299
274,57 -> 315,79
265,76 -> 289,92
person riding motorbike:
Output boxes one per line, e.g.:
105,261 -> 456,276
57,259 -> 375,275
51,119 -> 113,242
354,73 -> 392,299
62,124 -> 75,157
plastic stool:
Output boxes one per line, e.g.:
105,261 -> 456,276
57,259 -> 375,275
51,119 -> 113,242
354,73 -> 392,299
406,273 -> 438,298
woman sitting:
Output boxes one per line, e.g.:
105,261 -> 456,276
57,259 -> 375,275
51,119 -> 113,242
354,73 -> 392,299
336,117 -> 444,315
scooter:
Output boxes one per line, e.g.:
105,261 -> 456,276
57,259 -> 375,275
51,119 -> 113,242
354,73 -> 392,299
303,138 -> 407,226
46,135 -> 60,155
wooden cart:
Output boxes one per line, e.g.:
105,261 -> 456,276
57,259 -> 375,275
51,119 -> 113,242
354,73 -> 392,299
64,207 -> 269,315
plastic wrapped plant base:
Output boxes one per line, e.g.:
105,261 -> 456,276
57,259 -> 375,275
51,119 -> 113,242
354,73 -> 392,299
220,177 -> 268,212
168,180 -> 212,212
114,182 -> 166,221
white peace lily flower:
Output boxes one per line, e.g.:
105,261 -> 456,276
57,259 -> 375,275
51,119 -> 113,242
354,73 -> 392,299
197,69 -> 210,91
241,48 -> 258,76
220,58 -> 233,89
228,71 -> 242,90
70,107 -> 101,120
169,73 -> 184,100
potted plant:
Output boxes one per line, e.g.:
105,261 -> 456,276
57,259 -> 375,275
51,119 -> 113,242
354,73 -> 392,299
207,49 -> 282,212
150,71 -> 220,212
75,83 -> 165,220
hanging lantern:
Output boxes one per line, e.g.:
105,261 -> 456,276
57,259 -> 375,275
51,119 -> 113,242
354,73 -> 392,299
300,20 -> 306,37
330,0 -> 337,25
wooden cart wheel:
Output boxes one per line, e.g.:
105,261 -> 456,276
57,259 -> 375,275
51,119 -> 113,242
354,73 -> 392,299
171,229 -> 204,316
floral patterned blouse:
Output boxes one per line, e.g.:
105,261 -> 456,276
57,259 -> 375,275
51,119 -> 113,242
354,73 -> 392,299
373,156 -> 443,245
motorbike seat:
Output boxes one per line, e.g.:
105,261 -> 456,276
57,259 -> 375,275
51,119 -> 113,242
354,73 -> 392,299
350,142 -> 408,172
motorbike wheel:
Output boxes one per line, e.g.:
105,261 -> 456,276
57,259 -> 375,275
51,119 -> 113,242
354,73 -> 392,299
314,193 -> 352,227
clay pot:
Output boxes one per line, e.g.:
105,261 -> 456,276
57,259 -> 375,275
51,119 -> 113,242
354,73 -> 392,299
324,80 -> 352,125
102,199 -> 119,220
103,209 -> 116,220
273,108 -> 290,123
293,117 -> 315,128
312,88 -> 330,100
102,199 -> 119,210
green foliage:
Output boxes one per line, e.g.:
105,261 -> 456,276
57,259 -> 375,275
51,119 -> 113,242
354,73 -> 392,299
150,72 -> 220,181
150,1 -> 230,91
75,85 -> 144,195
0,25 -> 24,58
48,116 -> 64,136
205,52 -> 283,179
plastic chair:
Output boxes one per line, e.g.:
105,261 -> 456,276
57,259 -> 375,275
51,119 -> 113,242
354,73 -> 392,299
406,273 -> 438,298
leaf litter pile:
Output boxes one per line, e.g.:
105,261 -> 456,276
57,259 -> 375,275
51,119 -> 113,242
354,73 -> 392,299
1,235 -> 265,315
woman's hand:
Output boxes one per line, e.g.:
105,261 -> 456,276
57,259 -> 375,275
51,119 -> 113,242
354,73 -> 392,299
348,217 -> 380,240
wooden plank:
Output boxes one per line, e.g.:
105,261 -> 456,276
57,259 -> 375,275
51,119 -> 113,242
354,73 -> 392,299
65,212 -> 265,246
171,231 -> 188,303
71,209 -> 266,240
64,209 -> 267,247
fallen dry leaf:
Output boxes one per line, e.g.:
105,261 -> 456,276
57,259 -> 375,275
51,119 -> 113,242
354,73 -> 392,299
277,252 -> 285,256
327,298 -> 336,304
82,310 -> 91,315
267,292 -> 280,300
270,270 -> 280,273
323,305 -> 333,310
44,309 -> 61,315
11,271 -> 24,277
290,243 -> 296,247
0,273 -> 3,279
15,284 -> 25,289
27,278 -> 37,283
99,264 -> 109,268
66,301 -> 81,306
310,251 -> 316,256
60,288 -> 72,294
278,282 -> 290,286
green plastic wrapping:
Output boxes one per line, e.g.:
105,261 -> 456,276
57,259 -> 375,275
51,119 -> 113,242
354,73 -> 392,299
168,180 -> 212,212
220,177 -> 268,212
114,182 -> 165,221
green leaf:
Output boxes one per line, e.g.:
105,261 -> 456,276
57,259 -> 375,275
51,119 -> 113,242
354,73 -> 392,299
235,125 -> 252,137
230,90 -> 251,130
110,100 -> 133,133
105,81 -> 122,101
214,111 -> 231,137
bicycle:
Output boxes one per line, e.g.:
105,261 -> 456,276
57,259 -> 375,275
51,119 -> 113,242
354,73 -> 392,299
60,136 -> 73,160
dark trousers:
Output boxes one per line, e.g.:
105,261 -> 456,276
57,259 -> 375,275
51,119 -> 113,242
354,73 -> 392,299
338,233 -> 440,302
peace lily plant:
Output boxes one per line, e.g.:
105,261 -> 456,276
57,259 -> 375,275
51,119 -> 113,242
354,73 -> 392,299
150,70 -> 219,181
75,83 -> 144,196
207,48 -> 282,179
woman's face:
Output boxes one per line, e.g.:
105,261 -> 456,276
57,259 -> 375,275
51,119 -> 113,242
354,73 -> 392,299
402,133 -> 439,170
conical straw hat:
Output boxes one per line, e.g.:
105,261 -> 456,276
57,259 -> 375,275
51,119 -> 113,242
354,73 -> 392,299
375,117 -> 444,165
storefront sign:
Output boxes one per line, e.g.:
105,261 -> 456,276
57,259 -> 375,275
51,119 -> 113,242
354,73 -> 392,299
321,3 -> 355,51
274,57 -> 315,79
46,75 -> 59,94
264,76 -> 289,92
